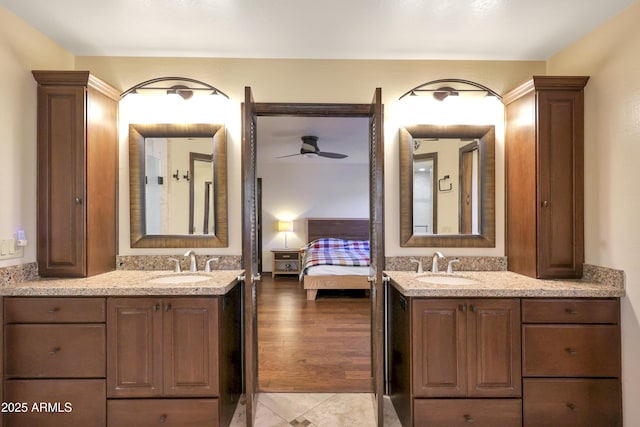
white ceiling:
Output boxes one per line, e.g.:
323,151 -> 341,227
1,0 -> 636,60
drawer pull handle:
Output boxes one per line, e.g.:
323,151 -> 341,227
464,414 -> 475,423
567,403 -> 578,412
565,347 -> 578,356
48,347 -> 61,356
566,308 -> 578,315
48,307 -> 60,313
159,414 -> 167,423
281,255 -> 291,259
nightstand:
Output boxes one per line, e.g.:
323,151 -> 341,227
271,249 -> 301,277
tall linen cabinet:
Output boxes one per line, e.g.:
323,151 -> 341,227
33,71 -> 119,277
504,76 -> 589,279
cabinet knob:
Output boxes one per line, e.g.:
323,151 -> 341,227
47,307 -> 60,313
459,304 -> 467,313
48,347 -> 61,356
566,403 -> 578,412
159,414 -> 167,423
153,303 -> 160,312
164,303 -> 172,312
542,200 -> 549,207
464,414 -> 475,423
565,347 -> 578,356
565,308 -> 578,315
470,305 -> 478,313
75,197 -> 83,205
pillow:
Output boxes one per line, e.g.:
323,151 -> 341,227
306,238 -> 369,252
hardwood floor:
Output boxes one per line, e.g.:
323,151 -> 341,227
257,274 -> 372,392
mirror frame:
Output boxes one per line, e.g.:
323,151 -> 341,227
129,123 -> 228,248
400,124 -> 495,247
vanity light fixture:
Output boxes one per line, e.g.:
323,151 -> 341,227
120,76 -> 230,100
399,78 -> 501,101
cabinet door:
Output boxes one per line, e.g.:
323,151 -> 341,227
467,299 -> 521,397
107,298 -> 163,397
537,89 -> 584,278
412,299 -> 466,397
36,85 -> 86,277
163,298 -> 219,396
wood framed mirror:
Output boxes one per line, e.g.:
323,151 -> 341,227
129,123 -> 228,248
400,124 -> 495,247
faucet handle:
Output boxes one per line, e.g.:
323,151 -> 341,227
205,258 -> 220,272
410,259 -> 424,274
168,258 -> 181,273
447,259 -> 460,274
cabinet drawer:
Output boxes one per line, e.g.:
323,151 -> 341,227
6,324 -> 106,378
522,325 -> 620,377
274,252 -> 299,260
107,398 -> 219,427
4,379 -> 106,427
522,299 -> 618,324
414,399 -> 522,427
5,297 -> 106,323
524,378 -> 621,426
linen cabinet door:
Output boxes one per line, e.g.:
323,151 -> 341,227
163,298 -> 219,397
412,299 -> 467,397
467,298 -> 521,397
107,298 -> 163,397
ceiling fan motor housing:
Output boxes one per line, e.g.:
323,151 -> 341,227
300,135 -> 319,154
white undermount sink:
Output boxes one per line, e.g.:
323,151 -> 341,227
416,275 -> 480,285
148,274 -> 212,284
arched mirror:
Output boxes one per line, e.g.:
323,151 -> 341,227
129,123 -> 228,248
400,125 -> 495,247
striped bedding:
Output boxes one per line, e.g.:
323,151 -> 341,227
301,238 -> 370,277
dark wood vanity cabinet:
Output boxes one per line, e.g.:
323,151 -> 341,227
3,297 -> 107,427
389,287 -> 521,427
504,76 -> 589,279
33,71 -> 119,277
522,298 -> 622,427
106,287 -> 241,427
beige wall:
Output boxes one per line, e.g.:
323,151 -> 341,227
548,2 -> 640,422
0,6 -> 74,268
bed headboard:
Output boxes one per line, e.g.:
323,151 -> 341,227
306,218 -> 370,243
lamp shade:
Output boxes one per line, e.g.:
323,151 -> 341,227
277,220 -> 293,232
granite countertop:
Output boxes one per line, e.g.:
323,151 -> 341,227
384,270 -> 625,298
0,270 -> 245,296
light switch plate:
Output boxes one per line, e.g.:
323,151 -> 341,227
0,239 -> 23,260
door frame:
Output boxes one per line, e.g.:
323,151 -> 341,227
241,97 -> 385,426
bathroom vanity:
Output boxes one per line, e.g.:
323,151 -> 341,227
1,270 -> 243,427
385,271 -> 624,427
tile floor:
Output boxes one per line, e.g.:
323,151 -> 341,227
229,393 -> 402,426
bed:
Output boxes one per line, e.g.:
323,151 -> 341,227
301,218 -> 371,300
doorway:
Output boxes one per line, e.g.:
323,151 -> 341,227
242,90 -> 385,426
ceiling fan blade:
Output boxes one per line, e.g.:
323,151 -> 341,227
318,152 -> 348,159
276,153 -> 302,158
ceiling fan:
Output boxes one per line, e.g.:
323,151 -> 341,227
277,135 -> 348,159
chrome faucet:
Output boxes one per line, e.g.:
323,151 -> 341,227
205,257 -> 219,272
410,259 -> 424,274
184,250 -> 197,272
447,259 -> 460,274
431,251 -> 444,273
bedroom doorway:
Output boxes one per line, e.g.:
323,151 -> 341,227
242,88 -> 385,427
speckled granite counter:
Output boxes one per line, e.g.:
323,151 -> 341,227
0,270 -> 244,296
384,270 -> 625,298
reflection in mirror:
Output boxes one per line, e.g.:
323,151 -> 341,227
130,123 -> 228,248
400,125 -> 495,247
189,152 -> 214,235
